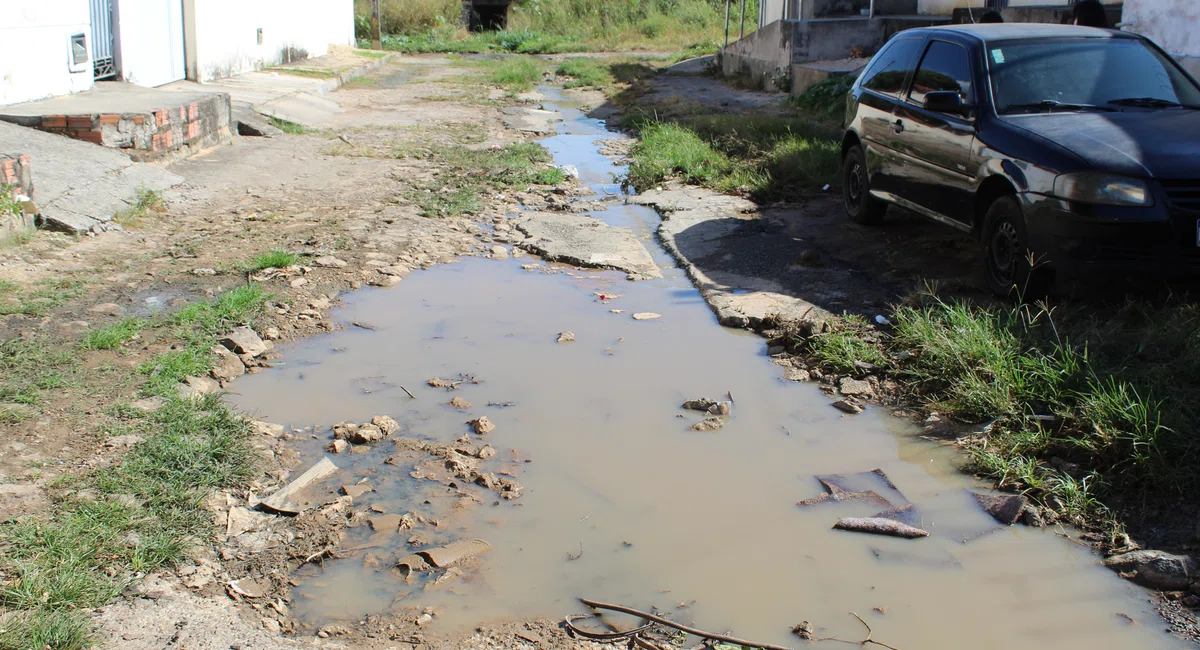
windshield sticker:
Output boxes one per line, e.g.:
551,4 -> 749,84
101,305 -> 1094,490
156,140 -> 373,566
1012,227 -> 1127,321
991,49 -> 1005,64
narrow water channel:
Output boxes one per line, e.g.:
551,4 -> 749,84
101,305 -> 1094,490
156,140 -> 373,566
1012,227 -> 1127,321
230,88 -> 1177,649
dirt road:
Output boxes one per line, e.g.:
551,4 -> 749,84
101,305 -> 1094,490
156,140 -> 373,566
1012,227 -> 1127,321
0,55 -> 1193,649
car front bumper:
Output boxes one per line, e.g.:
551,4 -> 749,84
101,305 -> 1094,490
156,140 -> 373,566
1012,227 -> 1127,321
1020,193 -> 1200,277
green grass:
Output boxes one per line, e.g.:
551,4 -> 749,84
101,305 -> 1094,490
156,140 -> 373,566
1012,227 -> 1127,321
112,188 -> 165,229
791,294 -> 1200,539
0,610 -> 92,650
354,49 -> 389,59
557,58 -> 611,88
0,279 -> 86,318
139,285 -> 267,396
268,67 -> 337,79
0,338 -> 79,408
0,395 -> 258,650
356,0 -> 754,53
788,74 -> 857,122
83,317 -> 146,351
478,56 -> 546,92
626,117 -> 839,199
405,141 -> 566,217
268,116 -> 307,135
250,248 -> 301,271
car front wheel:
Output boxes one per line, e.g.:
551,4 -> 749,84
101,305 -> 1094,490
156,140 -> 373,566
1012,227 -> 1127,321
842,144 -> 886,225
982,195 -> 1049,297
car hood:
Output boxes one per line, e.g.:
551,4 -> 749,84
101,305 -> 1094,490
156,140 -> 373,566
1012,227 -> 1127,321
1002,110 -> 1200,179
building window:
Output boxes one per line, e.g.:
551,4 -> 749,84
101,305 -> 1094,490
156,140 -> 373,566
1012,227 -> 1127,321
71,34 -> 88,65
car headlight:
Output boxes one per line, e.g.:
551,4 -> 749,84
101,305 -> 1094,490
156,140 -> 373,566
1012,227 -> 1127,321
1052,173 -> 1153,207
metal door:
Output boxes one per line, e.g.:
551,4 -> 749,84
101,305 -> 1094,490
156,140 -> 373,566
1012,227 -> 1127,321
114,0 -> 186,87
90,0 -> 117,79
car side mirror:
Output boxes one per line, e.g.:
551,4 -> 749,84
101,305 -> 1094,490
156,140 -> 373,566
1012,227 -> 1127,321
924,90 -> 972,116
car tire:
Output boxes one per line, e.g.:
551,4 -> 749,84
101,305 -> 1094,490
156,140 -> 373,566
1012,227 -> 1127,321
843,144 -> 886,225
982,195 -> 1050,298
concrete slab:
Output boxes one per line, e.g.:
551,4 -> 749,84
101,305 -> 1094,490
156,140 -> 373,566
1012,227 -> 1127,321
256,92 -> 346,127
0,120 -> 181,233
501,107 -> 563,135
513,212 -> 661,279
666,55 -> 715,76
0,82 -> 232,162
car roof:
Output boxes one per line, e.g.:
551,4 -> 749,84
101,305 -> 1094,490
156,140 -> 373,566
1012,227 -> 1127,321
919,23 -> 1140,43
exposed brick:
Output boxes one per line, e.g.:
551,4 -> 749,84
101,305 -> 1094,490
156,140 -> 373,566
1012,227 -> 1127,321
161,131 -> 173,148
41,115 -> 67,129
154,110 -> 168,127
73,130 -> 104,144
98,114 -> 120,126
188,102 -> 199,120
185,121 -> 201,140
178,106 -> 186,122
132,114 -> 146,125
66,115 -> 93,129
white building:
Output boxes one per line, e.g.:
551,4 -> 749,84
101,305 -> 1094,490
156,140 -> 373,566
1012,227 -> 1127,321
0,0 -> 355,106
1120,0 -> 1200,76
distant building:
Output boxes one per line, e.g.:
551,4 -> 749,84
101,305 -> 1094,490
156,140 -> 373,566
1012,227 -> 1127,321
1121,0 -> 1200,77
0,0 -> 355,106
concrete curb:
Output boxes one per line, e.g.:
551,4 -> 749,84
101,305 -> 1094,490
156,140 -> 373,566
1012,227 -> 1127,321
312,52 -> 398,96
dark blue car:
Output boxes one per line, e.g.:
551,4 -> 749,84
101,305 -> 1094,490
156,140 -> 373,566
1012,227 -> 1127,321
839,23 -> 1200,295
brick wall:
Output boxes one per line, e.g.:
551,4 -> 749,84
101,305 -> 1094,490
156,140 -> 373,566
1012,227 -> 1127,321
0,153 -> 35,243
0,154 -> 33,198
31,93 -> 232,160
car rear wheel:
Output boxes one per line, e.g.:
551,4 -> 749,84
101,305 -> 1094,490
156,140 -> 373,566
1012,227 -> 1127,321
843,144 -> 886,225
982,195 -> 1050,297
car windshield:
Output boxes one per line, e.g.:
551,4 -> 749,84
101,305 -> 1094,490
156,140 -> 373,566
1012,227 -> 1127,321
989,38 -> 1200,114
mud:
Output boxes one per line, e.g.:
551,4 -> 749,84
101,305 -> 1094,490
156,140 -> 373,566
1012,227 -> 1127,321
0,54 -> 1193,650
226,87 -> 1181,650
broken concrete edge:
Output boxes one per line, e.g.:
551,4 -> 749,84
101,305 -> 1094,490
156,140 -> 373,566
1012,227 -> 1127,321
257,457 -> 339,515
631,187 -> 831,329
251,52 -> 397,125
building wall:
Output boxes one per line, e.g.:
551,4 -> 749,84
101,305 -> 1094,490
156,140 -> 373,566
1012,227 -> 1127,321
918,0 -> 1049,15
0,0 -> 93,106
183,0 -> 355,83
1122,0 -> 1200,75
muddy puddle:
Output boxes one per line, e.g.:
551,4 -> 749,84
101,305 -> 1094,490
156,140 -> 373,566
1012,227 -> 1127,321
230,90 -> 1177,649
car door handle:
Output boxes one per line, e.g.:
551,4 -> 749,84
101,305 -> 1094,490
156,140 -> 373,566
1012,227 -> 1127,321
893,119 -> 905,134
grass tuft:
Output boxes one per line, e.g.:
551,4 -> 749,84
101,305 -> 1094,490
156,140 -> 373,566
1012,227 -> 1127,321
557,58 -> 610,88
83,317 -> 146,351
250,248 -> 301,271
268,116 -> 307,135
112,188 -> 165,229
405,142 -> 565,217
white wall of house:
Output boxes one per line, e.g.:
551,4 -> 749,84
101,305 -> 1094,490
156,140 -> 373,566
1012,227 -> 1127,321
0,0 -> 93,106
114,0 -> 187,88
1121,0 -> 1200,75
183,0 -> 355,83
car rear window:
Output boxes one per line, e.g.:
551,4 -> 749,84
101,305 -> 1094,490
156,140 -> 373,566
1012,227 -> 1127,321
861,38 -> 925,97
990,38 -> 1200,113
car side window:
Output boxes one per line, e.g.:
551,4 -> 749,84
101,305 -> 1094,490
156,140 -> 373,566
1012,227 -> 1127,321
909,41 -> 974,107
861,38 -> 925,97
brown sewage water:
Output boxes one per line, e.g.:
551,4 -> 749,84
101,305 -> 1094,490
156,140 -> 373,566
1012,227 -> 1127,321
230,90 -> 1179,650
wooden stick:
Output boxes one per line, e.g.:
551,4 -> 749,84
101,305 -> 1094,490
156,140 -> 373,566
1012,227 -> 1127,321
400,385 -> 416,399
579,598 -> 793,650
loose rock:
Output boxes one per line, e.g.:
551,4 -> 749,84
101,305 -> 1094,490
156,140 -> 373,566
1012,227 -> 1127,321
89,303 -> 123,316
691,417 -> 725,432
469,417 -> 496,434
314,256 -> 348,268
831,399 -> 864,414
1103,550 -> 1196,591
557,331 -> 575,343
326,439 -> 349,454
210,345 -> 246,382
449,397 -> 472,410
477,445 -> 497,459
972,492 -> 1027,525
632,312 -> 661,320
371,415 -> 401,435
839,377 -> 873,397
221,327 -> 269,358
707,401 -> 732,416
682,398 -> 717,411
